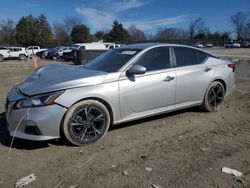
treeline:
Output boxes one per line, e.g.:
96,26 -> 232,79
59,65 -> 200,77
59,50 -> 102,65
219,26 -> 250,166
0,11 -> 249,47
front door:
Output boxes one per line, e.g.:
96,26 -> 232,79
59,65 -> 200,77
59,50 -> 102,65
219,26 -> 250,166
119,46 -> 176,120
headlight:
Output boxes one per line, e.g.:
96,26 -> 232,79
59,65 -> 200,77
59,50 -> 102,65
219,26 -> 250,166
15,91 -> 64,109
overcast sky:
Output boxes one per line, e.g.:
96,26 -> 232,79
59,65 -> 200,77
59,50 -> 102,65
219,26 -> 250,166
0,0 -> 249,34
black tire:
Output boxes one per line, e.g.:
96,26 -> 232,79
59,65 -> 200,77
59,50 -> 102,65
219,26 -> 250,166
62,100 -> 110,146
202,81 -> 225,112
19,54 -> 27,60
0,55 -> 3,62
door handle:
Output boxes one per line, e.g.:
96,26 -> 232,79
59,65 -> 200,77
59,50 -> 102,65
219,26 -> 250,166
204,67 -> 212,72
164,76 -> 175,81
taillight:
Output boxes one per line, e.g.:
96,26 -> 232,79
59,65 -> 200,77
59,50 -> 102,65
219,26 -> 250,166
228,63 -> 235,72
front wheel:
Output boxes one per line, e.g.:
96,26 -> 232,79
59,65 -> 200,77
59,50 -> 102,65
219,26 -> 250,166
19,54 -> 27,60
202,81 -> 225,112
62,100 -> 110,146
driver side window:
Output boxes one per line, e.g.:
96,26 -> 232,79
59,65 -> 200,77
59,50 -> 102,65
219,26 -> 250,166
135,47 -> 170,72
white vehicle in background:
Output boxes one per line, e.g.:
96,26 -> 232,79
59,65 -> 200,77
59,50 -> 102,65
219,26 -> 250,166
225,42 -> 241,48
205,43 -> 213,48
195,43 -> 204,48
0,47 -> 11,62
72,42 -> 107,50
71,42 -> 107,65
104,43 -> 123,50
26,46 -> 47,55
6,47 -> 28,60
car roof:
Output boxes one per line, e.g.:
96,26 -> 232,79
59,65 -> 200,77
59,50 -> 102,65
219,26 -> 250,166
121,43 -> 218,58
121,43 -> 200,50
6,47 -> 25,49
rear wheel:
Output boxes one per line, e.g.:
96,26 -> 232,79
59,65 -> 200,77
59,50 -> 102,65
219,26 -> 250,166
19,54 -> 27,60
0,55 -> 3,62
62,100 -> 110,146
202,81 -> 225,112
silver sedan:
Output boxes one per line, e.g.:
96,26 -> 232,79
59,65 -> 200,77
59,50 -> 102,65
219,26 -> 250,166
5,44 -> 235,145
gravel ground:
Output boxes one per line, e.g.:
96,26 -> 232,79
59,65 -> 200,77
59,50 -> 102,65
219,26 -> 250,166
0,48 -> 250,188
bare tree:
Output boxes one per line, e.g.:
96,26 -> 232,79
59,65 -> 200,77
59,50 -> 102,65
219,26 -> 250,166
128,25 -> 146,41
63,16 -> 82,34
53,21 -> 71,45
189,17 -> 206,39
231,11 -> 248,40
242,23 -> 250,39
53,16 -> 82,45
155,28 -> 189,40
0,18 -> 16,45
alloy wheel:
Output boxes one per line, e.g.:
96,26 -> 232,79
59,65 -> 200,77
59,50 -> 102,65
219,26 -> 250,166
68,105 -> 106,143
207,84 -> 224,110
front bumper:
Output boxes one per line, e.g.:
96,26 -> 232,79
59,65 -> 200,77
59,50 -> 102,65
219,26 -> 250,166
5,90 -> 67,141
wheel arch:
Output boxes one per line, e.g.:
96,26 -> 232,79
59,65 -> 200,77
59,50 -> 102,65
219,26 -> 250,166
202,78 -> 227,104
84,97 -> 114,125
64,96 -> 114,125
19,54 -> 27,57
212,78 -> 227,93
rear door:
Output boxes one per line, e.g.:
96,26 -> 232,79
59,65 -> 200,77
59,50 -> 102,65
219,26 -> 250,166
173,47 -> 214,105
119,46 -> 176,120
9,48 -> 20,57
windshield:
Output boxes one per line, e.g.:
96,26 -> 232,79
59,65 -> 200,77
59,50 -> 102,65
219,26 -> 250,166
84,48 -> 141,73
71,44 -> 80,49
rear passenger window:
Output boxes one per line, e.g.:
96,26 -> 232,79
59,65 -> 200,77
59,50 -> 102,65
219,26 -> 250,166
197,50 -> 208,63
174,47 -> 199,67
135,47 -> 170,72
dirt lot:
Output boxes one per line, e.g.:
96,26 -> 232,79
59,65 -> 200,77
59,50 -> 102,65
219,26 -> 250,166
0,47 -> 250,188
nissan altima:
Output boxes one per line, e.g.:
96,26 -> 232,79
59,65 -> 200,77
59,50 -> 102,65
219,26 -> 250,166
5,43 -> 235,145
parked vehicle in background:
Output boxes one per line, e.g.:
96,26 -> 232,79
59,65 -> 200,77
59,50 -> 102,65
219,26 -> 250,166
50,47 -> 72,60
225,42 -> 240,48
72,43 -> 107,50
26,46 -> 47,55
205,43 -> 213,48
5,43 -> 235,145
5,47 -> 28,60
104,43 -> 123,50
62,51 -> 74,61
0,47 -> 11,62
46,47 -> 61,59
71,43 -> 107,65
195,43 -> 204,48
36,49 -> 49,59
241,41 -> 250,48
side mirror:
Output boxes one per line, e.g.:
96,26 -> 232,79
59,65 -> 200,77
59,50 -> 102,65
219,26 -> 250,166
126,65 -> 146,75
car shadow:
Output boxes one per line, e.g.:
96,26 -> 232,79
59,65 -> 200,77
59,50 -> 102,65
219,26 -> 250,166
0,107 -> 203,150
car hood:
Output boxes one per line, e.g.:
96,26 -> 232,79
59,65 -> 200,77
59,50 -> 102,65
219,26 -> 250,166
18,64 -> 107,96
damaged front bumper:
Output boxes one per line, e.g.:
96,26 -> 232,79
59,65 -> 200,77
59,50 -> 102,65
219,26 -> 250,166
5,89 -> 67,141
